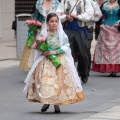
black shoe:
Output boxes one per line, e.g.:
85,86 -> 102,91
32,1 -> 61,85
108,73 -> 112,77
54,105 -> 60,113
55,109 -> 60,113
113,73 -> 117,77
81,76 -> 88,83
41,104 -> 50,112
109,73 -> 117,77
78,72 -> 81,77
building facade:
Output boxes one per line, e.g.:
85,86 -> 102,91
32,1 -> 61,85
0,0 -> 35,42
0,0 -> 15,42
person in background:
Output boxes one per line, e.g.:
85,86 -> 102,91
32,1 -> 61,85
56,0 -> 94,83
92,0 -> 120,77
82,0 -> 102,75
19,0 -> 59,71
95,0 -> 107,40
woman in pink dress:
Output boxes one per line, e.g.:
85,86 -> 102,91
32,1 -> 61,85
92,0 -> 120,77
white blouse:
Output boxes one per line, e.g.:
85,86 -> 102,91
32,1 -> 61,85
56,0 -> 94,22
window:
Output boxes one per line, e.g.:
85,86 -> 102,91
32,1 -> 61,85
15,0 -> 36,15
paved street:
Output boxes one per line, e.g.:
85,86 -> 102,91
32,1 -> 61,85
0,40 -> 120,120
0,64 -> 120,120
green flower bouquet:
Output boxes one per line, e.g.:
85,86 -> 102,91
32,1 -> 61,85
32,37 -> 61,68
25,20 -> 42,47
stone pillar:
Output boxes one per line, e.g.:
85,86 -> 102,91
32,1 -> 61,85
0,0 -> 15,42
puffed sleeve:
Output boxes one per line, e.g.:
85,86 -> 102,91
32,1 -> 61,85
55,32 -> 70,55
56,0 -> 67,22
91,1 -> 102,22
60,32 -> 70,52
78,0 -> 94,22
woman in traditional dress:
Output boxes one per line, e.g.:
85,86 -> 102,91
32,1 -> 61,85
23,12 -> 84,113
95,0 -> 107,40
19,0 -> 59,71
92,0 -> 120,77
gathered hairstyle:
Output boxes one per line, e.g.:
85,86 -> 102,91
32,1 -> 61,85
46,13 -> 59,22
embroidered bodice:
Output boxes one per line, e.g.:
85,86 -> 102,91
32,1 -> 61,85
102,2 -> 120,26
36,0 -> 59,17
47,33 -> 60,50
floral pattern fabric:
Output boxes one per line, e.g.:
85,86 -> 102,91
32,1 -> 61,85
47,33 -> 60,50
94,25 -> 120,64
27,55 -> 84,105
19,46 -> 32,71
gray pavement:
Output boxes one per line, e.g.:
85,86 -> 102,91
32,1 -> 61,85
0,40 -> 19,69
0,40 -> 120,120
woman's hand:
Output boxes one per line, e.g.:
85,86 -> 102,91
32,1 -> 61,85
114,22 -> 120,27
100,24 -> 103,27
43,50 -> 57,56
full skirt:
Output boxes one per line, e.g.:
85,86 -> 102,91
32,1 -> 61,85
92,25 -> 120,73
19,45 -> 35,71
26,55 -> 84,105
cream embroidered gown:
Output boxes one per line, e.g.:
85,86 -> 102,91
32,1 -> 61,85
26,33 -> 84,105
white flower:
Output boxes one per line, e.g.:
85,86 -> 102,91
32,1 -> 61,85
39,85 -> 55,99
37,84 -> 40,88
64,69 -> 68,74
47,78 -> 55,85
53,83 -> 58,89
43,68 -> 48,75
66,87 -> 76,99
48,68 -> 56,76
58,90 -> 68,102
63,76 -> 71,84
55,76 -> 58,80
41,78 -> 46,86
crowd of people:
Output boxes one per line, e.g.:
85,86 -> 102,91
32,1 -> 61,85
20,0 -> 120,113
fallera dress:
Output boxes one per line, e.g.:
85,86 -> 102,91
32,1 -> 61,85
92,2 -> 120,73
25,33 -> 84,105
